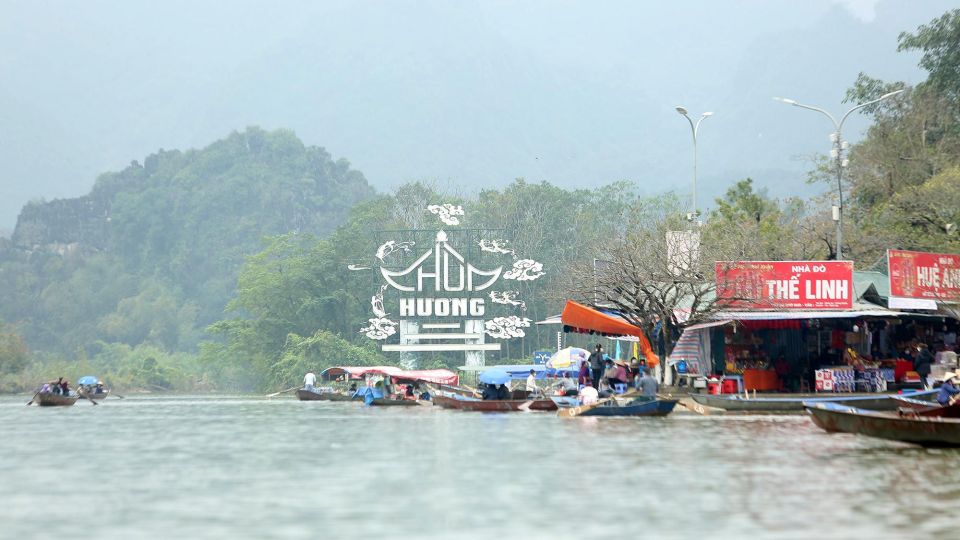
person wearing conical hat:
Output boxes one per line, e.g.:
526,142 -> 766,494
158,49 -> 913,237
936,371 -> 960,406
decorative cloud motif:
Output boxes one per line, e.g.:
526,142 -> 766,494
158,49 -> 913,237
489,290 -> 526,311
478,239 -> 515,256
503,259 -> 545,281
484,316 -> 532,339
376,240 -> 416,263
360,317 -> 398,340
427,204 -> 465,226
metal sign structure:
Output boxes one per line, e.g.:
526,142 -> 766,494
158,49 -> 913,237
355,205 -> 545,368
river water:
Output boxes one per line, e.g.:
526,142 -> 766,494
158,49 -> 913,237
2,395 -> 958,539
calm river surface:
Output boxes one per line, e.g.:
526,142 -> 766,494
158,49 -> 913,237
2,395 -> 958,539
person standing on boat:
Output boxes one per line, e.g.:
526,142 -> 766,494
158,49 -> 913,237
578,359 -> 591,388
525,369 -> 539,397
60,379 -> 70,396
937,372 -> 960,406
588,344 -> 605,390
638,368 -> 658,398
303,372 -> 317,392
914,343 -> 934,390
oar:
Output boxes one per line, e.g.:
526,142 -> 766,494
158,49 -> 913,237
77,388 -> 98,405
265,386 -> 299,398
26,391 -> 41,406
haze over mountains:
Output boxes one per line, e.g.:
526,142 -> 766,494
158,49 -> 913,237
1,0 -> 955,230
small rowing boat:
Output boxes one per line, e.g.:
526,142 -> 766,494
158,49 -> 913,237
805,401 -> 960,447
33,392 -> 80,407
691,389 -> 937,413
296,389 -> 355,401
554,396 -> 678,417
891,395 -> 960,418
369,398 -> 420,407
432,394 -> 557,412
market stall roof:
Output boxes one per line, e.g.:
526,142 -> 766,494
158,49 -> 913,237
560,300 -> 659,365
561,300 -> 647,338
711,301 -> 902,320
685,320 -> 735,331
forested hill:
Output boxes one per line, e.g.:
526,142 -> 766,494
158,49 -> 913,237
0,127 -> 374,355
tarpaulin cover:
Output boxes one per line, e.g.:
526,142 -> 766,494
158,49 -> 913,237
389,369 -> 459,385
561,300 -> 660,366
321,366 -> 458,385
320,366 -> 404,380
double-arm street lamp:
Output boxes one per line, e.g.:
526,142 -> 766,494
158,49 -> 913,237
675,107 -> 713,221
773,89 -> 903,260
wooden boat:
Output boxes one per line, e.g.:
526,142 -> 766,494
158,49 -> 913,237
805,401 -> 960,447
34,392 -> 80,407
432,394 -> 557,412
556,397 -> 678,418
369,397 -> 420,406
86,391 -> 110,401
296,389 -> 355,401
691,389 -> 937,413
891,395 -> 960,418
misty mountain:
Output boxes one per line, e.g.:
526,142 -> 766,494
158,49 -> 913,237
0,128 -> 373,353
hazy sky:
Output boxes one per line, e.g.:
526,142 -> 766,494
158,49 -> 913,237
0,0 -> 954,230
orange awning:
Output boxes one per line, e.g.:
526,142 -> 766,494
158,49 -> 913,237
560,300 -> 660,366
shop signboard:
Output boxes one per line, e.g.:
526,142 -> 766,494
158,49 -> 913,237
715,261 -> 854,310
888,249 -> 960,310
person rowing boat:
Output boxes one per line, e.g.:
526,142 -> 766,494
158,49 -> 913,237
937,371 -> 960,406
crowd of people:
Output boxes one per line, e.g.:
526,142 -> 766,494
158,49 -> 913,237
475,344 -> 660,404
39,377 -> 70,396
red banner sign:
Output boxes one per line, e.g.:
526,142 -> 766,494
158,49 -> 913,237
716,261 -> 854,310
888,249 -> 960,301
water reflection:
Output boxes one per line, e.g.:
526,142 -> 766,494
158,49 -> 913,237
1,396 -> 957,539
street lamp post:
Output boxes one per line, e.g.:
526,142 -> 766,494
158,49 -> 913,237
675,107 -> 713,221
773,90 -> 903,260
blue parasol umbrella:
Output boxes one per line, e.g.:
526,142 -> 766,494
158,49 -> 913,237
78,376 -> 98,386
478,369 -> 511,386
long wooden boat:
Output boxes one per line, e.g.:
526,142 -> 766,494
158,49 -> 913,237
691,389 -> 938,413
34,392 -> 80,407
891,395 -> 960,418
560,397 -> 678,418
369,397 -> 420,406
432,394 -> 557,412
296,389 -> 355,401
805,401 -> 960,447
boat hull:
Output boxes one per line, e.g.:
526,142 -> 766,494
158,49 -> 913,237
691,390 -> 937,413
296,389 -> 354,401
369,398 -> 420,406
805,402 -> 960,447
433,395 -> 557,412
579,398 -> 678,417
34,393 -> 79,407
